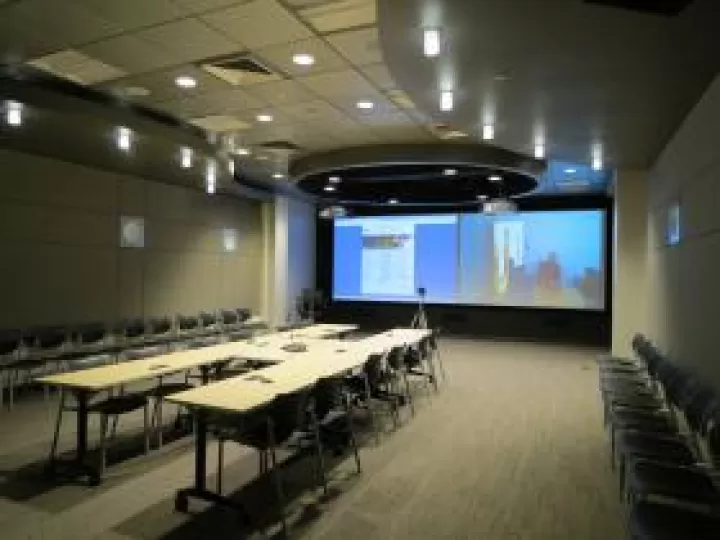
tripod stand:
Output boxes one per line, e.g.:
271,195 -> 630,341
410,288 -> 429,329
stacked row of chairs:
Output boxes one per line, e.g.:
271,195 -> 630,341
209,328 -> 445,534
599,334 -> 720,539
0,308 -> 260,410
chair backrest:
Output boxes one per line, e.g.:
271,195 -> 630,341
386,346 -> 405,370
236,308 -> 251,323
124,345 -> 165,361
199,311 -> 217,328
313,377 -> 341,421
268,387 -> 314,445
363,353 -> 386,390
177,314 -> 199,332
33,326 -> 67,351
220,309 -> 238,325
148,316 -> 173,336
73,323 -> 106,346
119,318 -> 146,340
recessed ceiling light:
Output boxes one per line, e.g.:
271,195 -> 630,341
329,175 -> 341,184
564,168 -> 577,174
180,147 -> 193,169
324,185 -> 336,192
534,143 -> 546,159
493,74 -> 511,82
235,147 -> 250,156
272,173 -> 285,179
116,126 -> 132,151
592,144 -> 604,171
482,124 -> 495,140
292,53 -> 315,66
175,75 -> 197,89
477,194 -> 488,201
388,198 -> 399,204
423,29 -> 441,57
6,101 -> 23,126
440,91 -> 453,112
443,168 -> 458,176
489,174 -> 502,182
356,100 -> 374,110
256,113 -> 274,122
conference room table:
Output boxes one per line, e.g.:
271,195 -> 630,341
166,327 -> 432,515
35,323 -> 357,484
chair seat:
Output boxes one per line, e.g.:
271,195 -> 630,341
628,459 -> 720,506
88,394 -> 147,415
616,432 -> 696,465
628,501 -> 720,540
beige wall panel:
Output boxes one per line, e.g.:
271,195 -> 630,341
118,174 -> 147,216
117,250 -> 145,320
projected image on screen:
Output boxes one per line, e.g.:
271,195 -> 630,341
333,211 -> 605,310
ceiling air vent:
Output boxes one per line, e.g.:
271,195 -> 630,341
200,54 -> 280,86
584,0 -> 695,16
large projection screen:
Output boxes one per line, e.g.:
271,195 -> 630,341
332,211 -> 606,310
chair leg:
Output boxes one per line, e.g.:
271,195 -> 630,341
156,399 -> 164,448
99,413 -> 108,479
362,374 -> 379,444
49,390 -> 67,464
217,439 -> 224,495
309,408 -> 328,497
434,348 -> 447,383
267,420 -> 287,537
401,369 -> 415,416
8,368 -> 16,410
344,394 -> 362,474
143,404 -> 150,454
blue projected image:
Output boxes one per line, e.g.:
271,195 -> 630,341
333,210 -> 606,310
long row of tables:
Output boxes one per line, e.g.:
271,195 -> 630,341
36,324 -> 432,493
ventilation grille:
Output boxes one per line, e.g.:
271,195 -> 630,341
200,54 -> 280,86
584,0 -> 694,16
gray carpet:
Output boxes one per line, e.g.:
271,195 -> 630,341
0,338 -> 628,539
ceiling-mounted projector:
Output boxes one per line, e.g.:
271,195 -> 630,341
319,206 -> 348,219
482,198 -> 518,214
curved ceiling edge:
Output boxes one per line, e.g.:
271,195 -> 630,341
289,142 -> 545,181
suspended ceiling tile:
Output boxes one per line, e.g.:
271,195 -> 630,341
278,100 -> 354,124
325,26 -> 383,67
298,68 -> 377,99
27,49 -> 127,85
253,37 -> 350,78
361,63 -> 397,90
171,0 -> 253,15
74,0 -> 189,32
201,0 -> 312,50
135,18 -> 242,63
294,0 -> 376,34
81,35 -> 176,74
243,79 -> 319,107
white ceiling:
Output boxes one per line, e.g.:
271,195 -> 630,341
0,0 -> 439,177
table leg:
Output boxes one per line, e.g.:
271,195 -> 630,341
200,365 -> 211,385
174,409 -> 252,526
76,389 -> 89,462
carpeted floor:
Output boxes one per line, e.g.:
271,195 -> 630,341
0,338 -> 628,539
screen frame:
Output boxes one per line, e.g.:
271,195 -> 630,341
317,195 -> 613,315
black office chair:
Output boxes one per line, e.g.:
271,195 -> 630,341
174,314 -> 204,349
65,323 -> 115,371
116,318 -> 148,354
627,500 -> 720,540
213,387 -> 323,536
197,311 -> 223,345
144,316 -> 175,349
14,326 -> 69,404
402,340 -> 435,397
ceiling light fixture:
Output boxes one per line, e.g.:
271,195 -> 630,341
324,185 -> 336,192
388,198 -> 399,204
180,147 -> 193,169
256,113 -> 274,122
228,159 -> 235,176
482,123 -> 495,140
356,100 -> 374,110
477,194 -> 488,201
534,143 -> 546,159
292,53 -> 315,66
206,160 -> 217,194
272,173 -> 284,179
6,101 -> 23,126
236,147 -> 250,156
440,91 -> 454,112
329,175 -> 342,184
116,126 -> 132,151
175,75 -> 197,89
423,29 -> 441,57
443,168 -> 458,176
489,174 -> 502,182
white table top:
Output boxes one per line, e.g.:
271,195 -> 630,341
166,327 -> 431,415
35,323 -> 357,391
